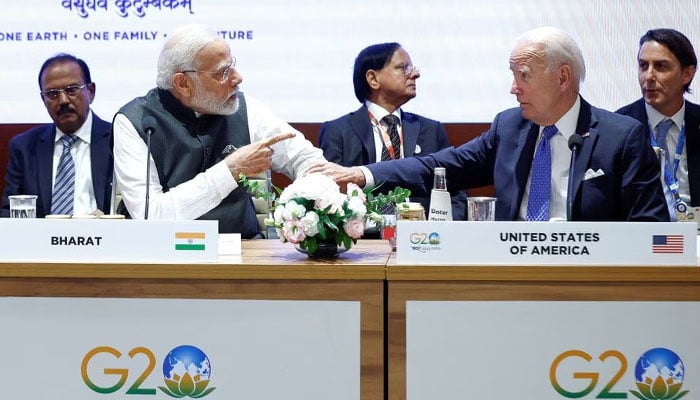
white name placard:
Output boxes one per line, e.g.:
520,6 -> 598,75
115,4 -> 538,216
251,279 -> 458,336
396,221 -> 698,266
0,219 -> 219,263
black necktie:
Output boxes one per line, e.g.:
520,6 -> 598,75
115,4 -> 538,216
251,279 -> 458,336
378,115 -> 401,215
381,114 -> 401,161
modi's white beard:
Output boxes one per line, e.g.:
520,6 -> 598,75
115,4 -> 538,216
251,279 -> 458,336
191,82 -> 240,115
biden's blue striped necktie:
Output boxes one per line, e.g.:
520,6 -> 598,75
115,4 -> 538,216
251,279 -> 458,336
51,134 -> 78,215
526,125 -> 558,221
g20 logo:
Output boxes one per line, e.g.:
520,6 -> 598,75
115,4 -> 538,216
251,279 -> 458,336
409,232 -> 440,245
550,348 -> 688,400
81,345 -> 216,398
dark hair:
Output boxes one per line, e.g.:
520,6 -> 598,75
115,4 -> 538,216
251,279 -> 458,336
37,53 -> 92,90
640,29 -> 697,93
352,42 -> 401,103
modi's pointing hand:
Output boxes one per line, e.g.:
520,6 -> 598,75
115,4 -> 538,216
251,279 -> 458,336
226,132 -> 296,178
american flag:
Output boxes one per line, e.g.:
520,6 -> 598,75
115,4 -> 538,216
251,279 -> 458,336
652,235 -> 684,254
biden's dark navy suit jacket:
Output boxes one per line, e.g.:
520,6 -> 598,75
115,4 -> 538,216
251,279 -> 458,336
319,105 -> 467,220
0,115 -> 113,218
617,98 -> 700,206
367,98 -> 669,221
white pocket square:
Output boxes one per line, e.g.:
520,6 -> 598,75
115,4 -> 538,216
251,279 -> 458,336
583,168 -> 605,180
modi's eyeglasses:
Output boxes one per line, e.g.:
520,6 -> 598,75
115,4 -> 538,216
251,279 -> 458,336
182,58 -> 237,84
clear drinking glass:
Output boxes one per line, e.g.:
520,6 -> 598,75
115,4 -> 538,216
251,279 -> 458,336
467,197 -> 496,221
9,195 -> 37,218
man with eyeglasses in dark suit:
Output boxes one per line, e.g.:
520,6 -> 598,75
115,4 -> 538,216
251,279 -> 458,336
0,53 -> 113,218
319,43 -> 467,224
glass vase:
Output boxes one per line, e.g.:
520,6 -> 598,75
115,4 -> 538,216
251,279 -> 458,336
295,239 -> 347,258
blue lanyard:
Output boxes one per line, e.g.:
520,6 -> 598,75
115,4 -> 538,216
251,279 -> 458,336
649,121 -> 685,198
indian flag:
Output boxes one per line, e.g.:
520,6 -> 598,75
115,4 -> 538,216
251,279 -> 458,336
175,232 -> 206,251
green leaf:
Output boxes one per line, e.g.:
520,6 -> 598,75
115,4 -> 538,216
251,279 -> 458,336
671,390 -> 690,400
191,387 -> 217,398
326,219 -> 339,232
237,173 -> 278,203
365,185 -> 412,214
306,237 -> 318,254
316,222 -> 327,239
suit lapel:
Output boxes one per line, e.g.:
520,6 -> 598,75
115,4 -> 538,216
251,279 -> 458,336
684,101 -> 700,205
627,99 -> 651,140
570,99 -> 598,212
401,113 -> 419,157
349,107 -> 377,163
90,117 -> 112,211
37,126 -> 55,213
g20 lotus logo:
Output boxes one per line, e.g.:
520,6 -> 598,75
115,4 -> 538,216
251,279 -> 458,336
409,232 -> 440,245
630,348 -> 688,400
159,345 -> 216,398
81,345 -> 216,398
550,348 -> 689,399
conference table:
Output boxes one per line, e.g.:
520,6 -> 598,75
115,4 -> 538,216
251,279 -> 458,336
0,239 -> 389,400
385,254 -> 700,400
1,238 -> 698,400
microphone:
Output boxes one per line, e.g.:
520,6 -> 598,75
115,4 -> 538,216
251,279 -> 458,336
142,116 -> 157,220
566,134 -> 584,221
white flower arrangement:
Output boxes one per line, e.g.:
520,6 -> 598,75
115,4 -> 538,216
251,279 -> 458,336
267,173 -> 371,255
239,172 -> 411,256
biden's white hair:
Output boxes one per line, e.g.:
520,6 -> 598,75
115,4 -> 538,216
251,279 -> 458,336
515,26 -> 586,88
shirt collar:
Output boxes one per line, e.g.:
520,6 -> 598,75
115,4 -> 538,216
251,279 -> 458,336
55,110 -> 93,144
365,100 -> 401,124
544,95 -> 580,140
645,101 -> 685,130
